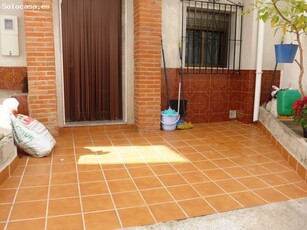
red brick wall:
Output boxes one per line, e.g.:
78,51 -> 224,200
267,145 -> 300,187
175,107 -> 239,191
134,0 -> 162,131
161,69 -> 280,124
24,0 -> 58,135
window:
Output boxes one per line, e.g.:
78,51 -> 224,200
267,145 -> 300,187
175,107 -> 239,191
183,1 -> 243,74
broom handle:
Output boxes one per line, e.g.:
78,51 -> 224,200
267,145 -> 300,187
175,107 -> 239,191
178,82 -> 181,115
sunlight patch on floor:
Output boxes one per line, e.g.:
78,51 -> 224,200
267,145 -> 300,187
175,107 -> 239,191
79,145 -> 189,165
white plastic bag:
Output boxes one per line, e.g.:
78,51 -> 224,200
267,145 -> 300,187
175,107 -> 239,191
11,114 -> 56,157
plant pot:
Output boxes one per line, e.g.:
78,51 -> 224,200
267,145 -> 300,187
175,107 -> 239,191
275,44 -> 298,63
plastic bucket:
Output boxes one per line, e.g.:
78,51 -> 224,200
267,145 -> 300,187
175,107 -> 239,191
161,113 -> 180,131
275,44 -> 298,63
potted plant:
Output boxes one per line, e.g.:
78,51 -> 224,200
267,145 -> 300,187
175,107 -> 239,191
292,96 -> 307,138
243,0 -> 307,97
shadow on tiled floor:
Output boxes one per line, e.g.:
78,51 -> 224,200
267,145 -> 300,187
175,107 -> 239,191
1,121 -> 306,229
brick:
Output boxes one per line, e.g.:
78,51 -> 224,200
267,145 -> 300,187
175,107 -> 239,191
24,0 -> 58,136
134,0 -> 162,131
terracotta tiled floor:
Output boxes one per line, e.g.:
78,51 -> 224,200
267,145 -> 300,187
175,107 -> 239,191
1,121 -> 307,229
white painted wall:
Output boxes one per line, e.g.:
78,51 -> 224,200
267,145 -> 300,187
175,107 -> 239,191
0,0 -> 26,66
162,0 -> 272,70
162,0 -> 182,68
280,35 -> 307,94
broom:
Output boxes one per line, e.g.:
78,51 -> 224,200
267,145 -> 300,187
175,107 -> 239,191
177,41 -> 193,130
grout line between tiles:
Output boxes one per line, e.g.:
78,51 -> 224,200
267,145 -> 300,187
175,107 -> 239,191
71,131 -> 86,230
4,157 -> 30,230
42,153 -> 52,230
89,130 -> 124,229
106,131 -> 160,225
148,139 -> 219,214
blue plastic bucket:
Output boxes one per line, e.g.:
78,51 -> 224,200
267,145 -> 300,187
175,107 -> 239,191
275,44 -> 298,63
161,108 -> 179,131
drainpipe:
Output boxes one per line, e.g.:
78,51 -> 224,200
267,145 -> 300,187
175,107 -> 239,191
253,19 -> 265,122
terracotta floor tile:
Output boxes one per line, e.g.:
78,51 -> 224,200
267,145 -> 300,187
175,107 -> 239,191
218,149 -> 242,158
28,157 -> 52,165
149,202 -> 186,222
206,194 -> 242,212
0,189 -> 17,203
16,186 -> 48,202
104,168 -> 130,180
215,179 -> 247,193
24,165 -> 50,176
192,182 -> 224,197
0,204 -> 11,221
167,184 -> 200,200
133,176 -> 163,190
231,192 -> 266,208
82,194 -> 114,212
193,161 -> 218,171
48,197 -> 81,216
244,165 -> 271,175
181,172 -> 210,184
237,177 -> 269,190
53,155 -> 76,164
10,201 -> 47,220
21,174 -> 50,187
172,163 -> 199,173
79,181 -> 109,196
150,164 -> 177,175
257,174 -> 288,186
158,174 -> 187,187
230,156 -> 255,166
183,153 -> 207,162
47,214 -> 83,230
119,206 -> 155,228
261,162 -> 290,173
201,151 -> 225,160
254,188 -> 289,203
204,169 -> 232,180
0,176 -> 21,189
52,163 -> 76,173
77,163 -> 102,172
51,172 -> 77,185
248,155 -> 271,164
193,144 -> 215,152
275,185 -> 307,199
178,198 -> 215,217
223,167 -> 252,178
141,188 -> 174,205
265,152 -> 284,162
294,182 -> 307,191
6,218 -> 45,230
112,191 -> 145,208
50,184 -> 79,199
252,145 -> 277,154
128,166 -> 155,178
84,210 -> 121,230
277,171 -> 303,183
108,178 -> 137,193
211,159 -> 237,168
78,171 -> 104,183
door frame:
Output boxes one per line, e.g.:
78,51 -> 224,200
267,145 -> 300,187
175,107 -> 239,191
53,0 -> 134,127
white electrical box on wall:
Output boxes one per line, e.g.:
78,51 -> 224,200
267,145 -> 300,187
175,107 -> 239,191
0,15 -> 19,56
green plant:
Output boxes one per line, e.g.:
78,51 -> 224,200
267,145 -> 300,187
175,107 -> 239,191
243,0 -> 307,97
292,96 -> 307,128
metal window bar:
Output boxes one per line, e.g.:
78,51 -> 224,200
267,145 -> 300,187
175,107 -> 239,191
182,0 -> 243,75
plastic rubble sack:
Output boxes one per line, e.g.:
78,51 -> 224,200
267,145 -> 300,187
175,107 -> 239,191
11,113 -> 56,157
